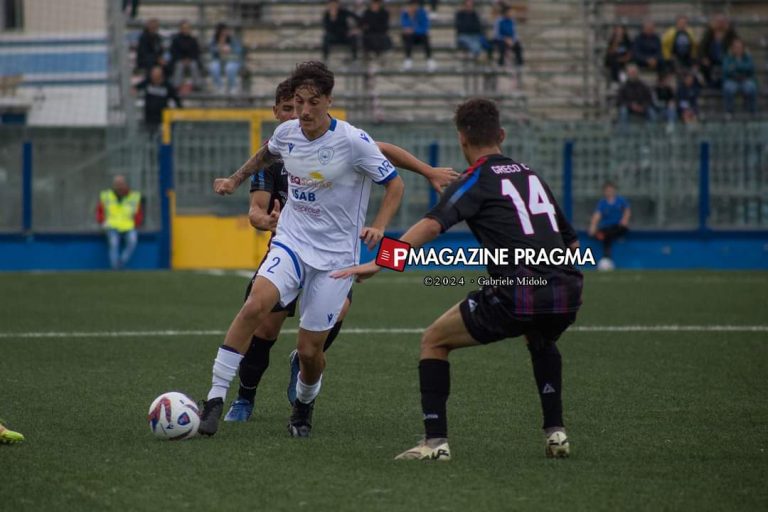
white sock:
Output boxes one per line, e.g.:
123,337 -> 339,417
207,346 -> 243,401
295,372 -> 322,404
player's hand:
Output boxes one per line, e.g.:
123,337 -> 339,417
588,226 -> 597,237
213,178 -> 236,195
360,227 -> 384,251
427,167 -> 460,193
331,261 -> 381,283
266,199 -> 281,232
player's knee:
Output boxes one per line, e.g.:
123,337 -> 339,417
297,342 -> 323,364
420,324 -> 446,353
240,297 -> 267,322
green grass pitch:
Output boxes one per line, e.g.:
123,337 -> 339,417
1,270 -> 767,511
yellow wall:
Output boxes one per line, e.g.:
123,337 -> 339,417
165,108 -> 345,269
172,215 -> 271,269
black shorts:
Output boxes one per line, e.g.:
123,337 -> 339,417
459,286 -> 577,344
243,271 -> 354,318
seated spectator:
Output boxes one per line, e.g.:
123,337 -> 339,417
605,24 -> 631,82
589,181 -> 630,270
618,64 -> 656,126
136,18 -> 164,74
722,38 -> 757,115
208,23 -> 242,94
455,0 -> 490,61
401,0 -> 435,71
493,4 -> 523,69
676,71 -> 701,124
699,14 -> 737,88
632,20 -> 663,73
360,0 -> 391,60
322,0 -> 359,63
169,20 -> 202,94
135,65 -> 182,134
662,15 -> 697,71
654,72 -> 676,124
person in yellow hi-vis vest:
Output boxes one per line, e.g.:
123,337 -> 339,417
96,175 -> 144,269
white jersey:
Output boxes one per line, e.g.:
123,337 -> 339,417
267,117 -> 398,270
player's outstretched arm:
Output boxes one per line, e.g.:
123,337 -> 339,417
361,175 -> 405,250
213,143 -> 279,195
377,142 -> 459,193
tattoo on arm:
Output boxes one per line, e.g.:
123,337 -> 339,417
228,145 -> 279,187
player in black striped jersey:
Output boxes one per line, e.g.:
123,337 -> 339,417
334,98 -> 583,460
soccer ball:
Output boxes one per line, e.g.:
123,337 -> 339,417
147,392 -> 200,440
597,257 -> 615,271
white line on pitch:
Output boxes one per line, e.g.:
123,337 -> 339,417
1,325 -> 767,339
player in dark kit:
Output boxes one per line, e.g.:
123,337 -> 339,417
333,98 -> 583,460
221,78 -> 461,425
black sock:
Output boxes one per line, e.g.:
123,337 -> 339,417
527,340 -> 563,429
419,359 -> 450,439
236,336 -> 276,403
323,321 -> 343,352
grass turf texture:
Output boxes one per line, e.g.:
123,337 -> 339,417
1,270 -> 767,511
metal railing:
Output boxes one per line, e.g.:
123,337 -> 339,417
1,120 -> 766,233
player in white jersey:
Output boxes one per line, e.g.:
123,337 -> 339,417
199,62 -> 405,437
225,79 -> 458,422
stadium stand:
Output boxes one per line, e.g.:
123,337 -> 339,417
115,0 -> 766,122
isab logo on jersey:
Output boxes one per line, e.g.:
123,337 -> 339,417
318,147 -> 334,165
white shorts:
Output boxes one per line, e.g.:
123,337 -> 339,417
256,240 -> 353,332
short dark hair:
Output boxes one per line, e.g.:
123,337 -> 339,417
289,61 -> 335,97
603,180 -> 617,190
454,98 -> 502,147
274,79 -> 292,105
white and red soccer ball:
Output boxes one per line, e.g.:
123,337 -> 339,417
147,392 -> 200,440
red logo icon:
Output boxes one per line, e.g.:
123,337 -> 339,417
375,237 -> 411,272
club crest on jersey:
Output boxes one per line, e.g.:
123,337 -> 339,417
288,143 -> 295,154
318,147 -> 334,165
